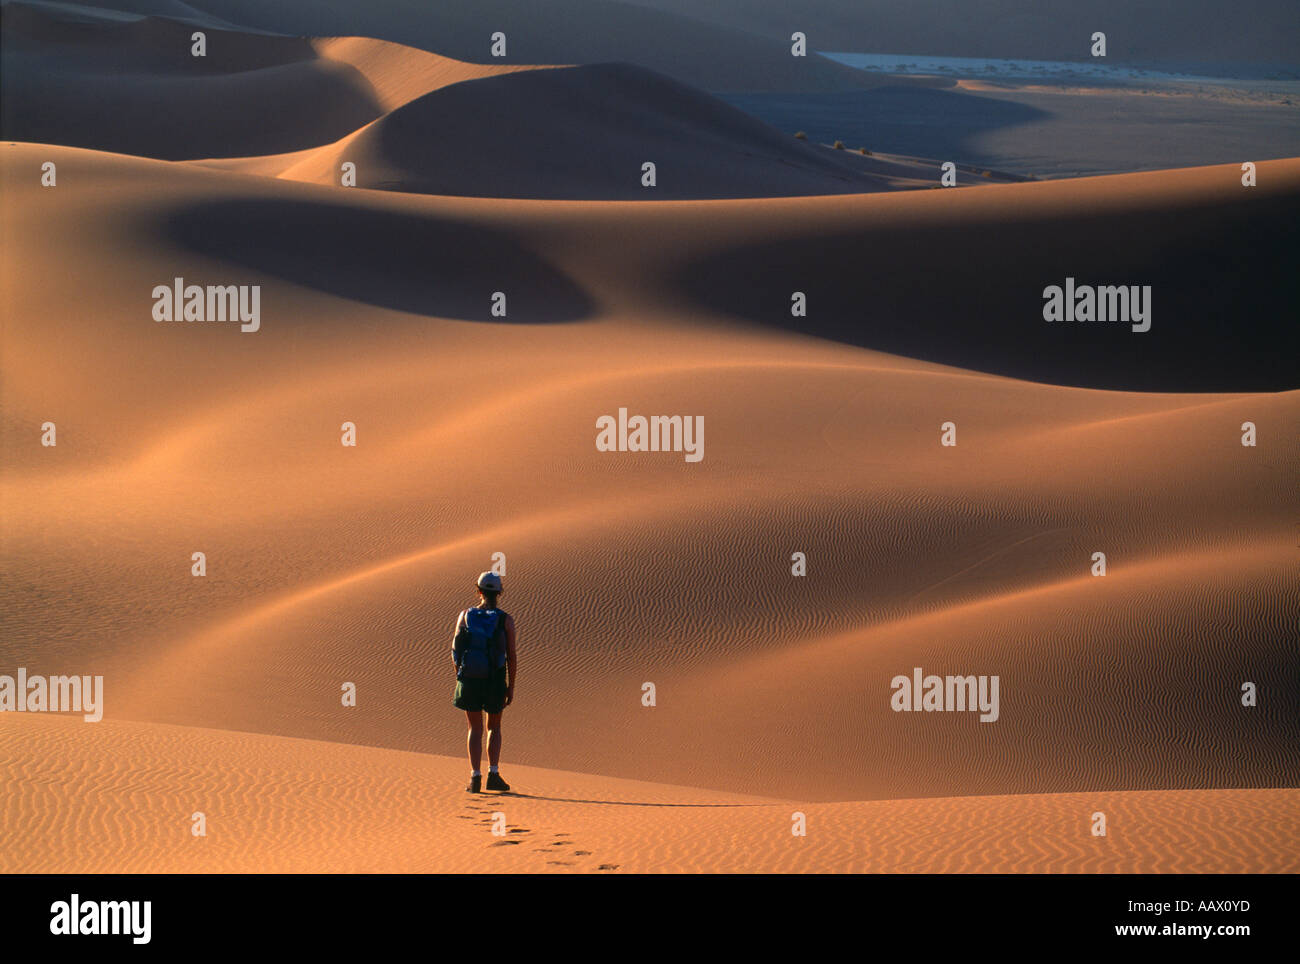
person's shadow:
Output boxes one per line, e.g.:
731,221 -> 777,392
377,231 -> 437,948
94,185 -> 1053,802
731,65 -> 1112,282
500,791 -> 765,809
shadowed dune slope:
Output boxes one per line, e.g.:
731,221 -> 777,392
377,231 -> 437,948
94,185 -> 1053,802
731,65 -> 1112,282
160,155 -> 1300,388
284,62 -> 927,199
159,198 -> 596,321
674,162 -> 1300,391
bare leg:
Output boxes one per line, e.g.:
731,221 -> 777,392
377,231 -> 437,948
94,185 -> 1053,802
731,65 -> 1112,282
487,712 -> 503,768
466,710 -> 483,772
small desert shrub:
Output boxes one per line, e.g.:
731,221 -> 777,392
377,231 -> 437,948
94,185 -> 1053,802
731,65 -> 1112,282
794,131 -> 807,140
981,170 -> 994,178
858,148 -> 872,156
833,140 -> 845,150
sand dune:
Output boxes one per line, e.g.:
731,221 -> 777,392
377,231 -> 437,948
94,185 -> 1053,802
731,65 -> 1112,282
307,36 -> 558,113
193,43 -> 563,179
152,0 -> 876,93
154,149 -> 1300,386
2,5 -> 995,193
671,162 -> 1300,390
264,62 -> 956,199
2,144 -> 1296,826
5,0 -> 879,93
1,3 -> 558,162
219,69 -> 1014,194
1,3 -> 384,158
2,0 -> 1297,873
3,715 -> 1295,873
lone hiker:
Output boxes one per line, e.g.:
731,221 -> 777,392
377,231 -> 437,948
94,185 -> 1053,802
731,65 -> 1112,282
452,572 -> 517,793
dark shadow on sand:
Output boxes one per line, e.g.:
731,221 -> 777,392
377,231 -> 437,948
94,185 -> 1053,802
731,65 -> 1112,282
673,190 -> 1300,392
160,199 -> 595,323
501,792 -> 766,808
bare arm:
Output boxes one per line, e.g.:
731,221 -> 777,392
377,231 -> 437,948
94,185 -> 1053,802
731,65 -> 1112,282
505,614 -> 518,705
451,611 -> 465,673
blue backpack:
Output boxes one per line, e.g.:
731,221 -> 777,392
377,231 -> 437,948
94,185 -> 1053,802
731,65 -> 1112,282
455,607 -> 508,680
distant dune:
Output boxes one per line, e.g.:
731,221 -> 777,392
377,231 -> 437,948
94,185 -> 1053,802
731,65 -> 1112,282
1,3 -> 384,158
277,62 -> 960,199
0,6 -> 553,160
308,36 -> 558,112
0,4 -> 1000,192
6,0 -> 876,92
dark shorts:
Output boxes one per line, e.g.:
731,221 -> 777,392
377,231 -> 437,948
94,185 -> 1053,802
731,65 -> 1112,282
454,669 -> 508,714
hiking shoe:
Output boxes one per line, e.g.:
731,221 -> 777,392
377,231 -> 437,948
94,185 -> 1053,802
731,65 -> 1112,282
485,772 -> 511,792
466,774 -> 481,793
